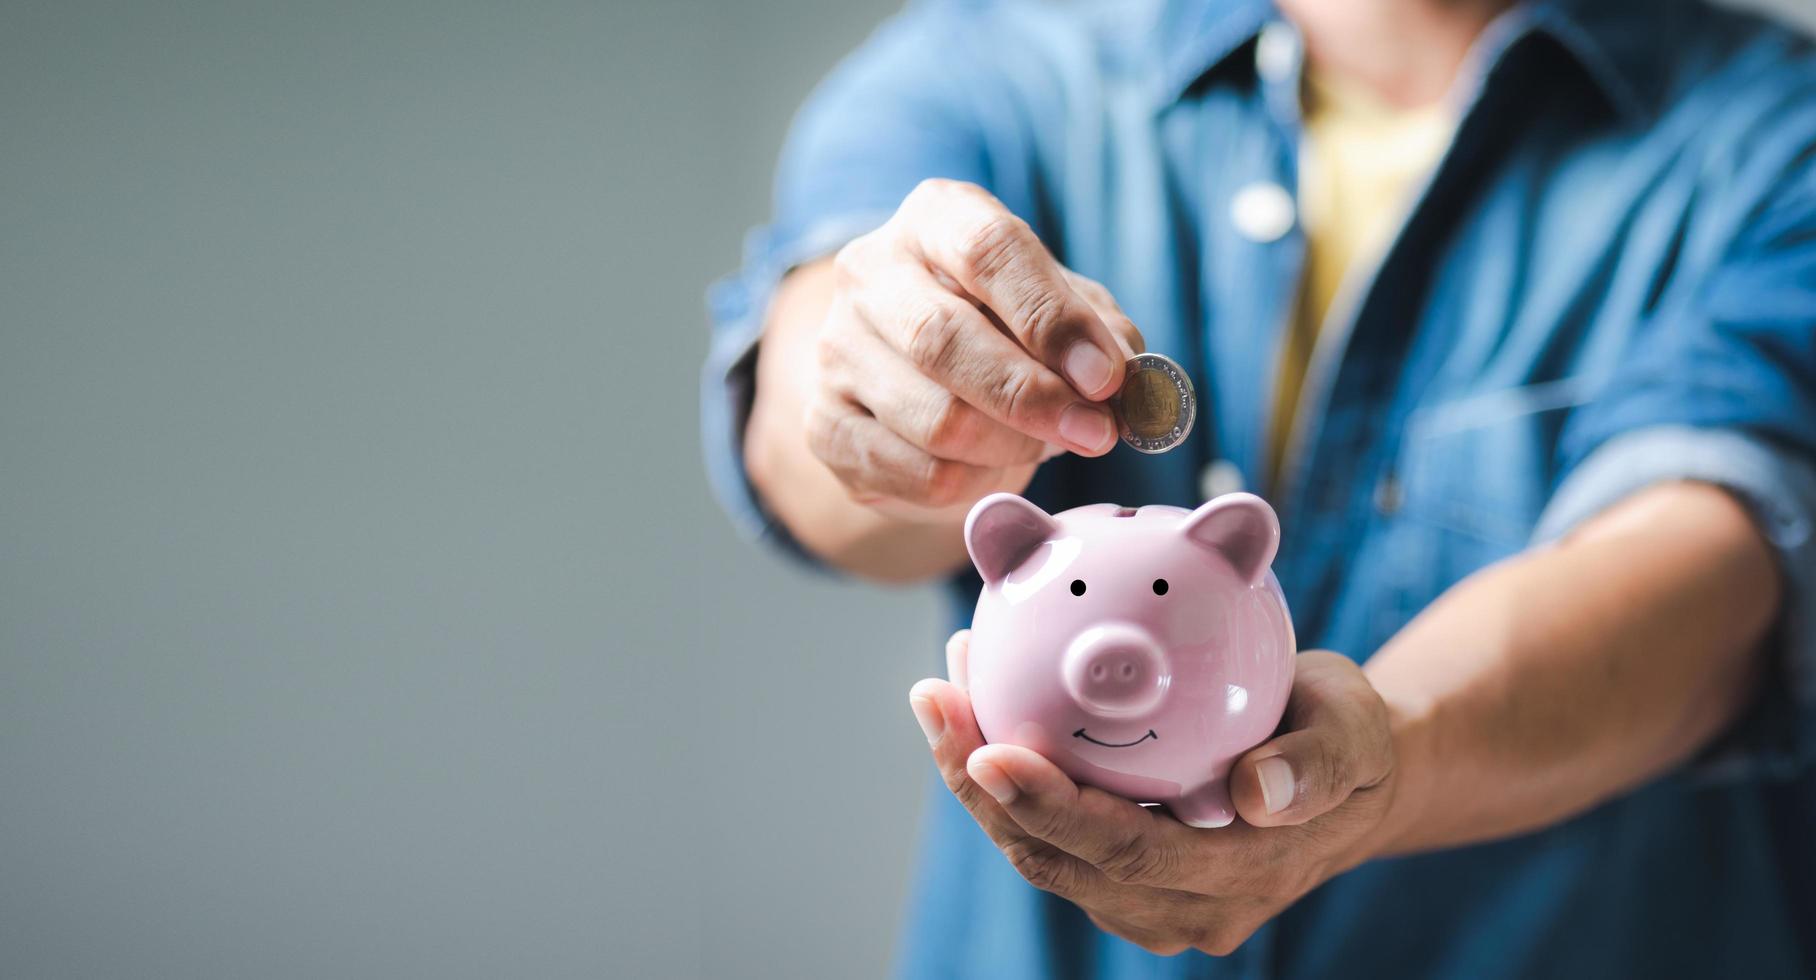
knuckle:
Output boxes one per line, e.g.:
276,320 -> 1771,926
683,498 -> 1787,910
841,484 -> 884,509
830,240 -> 866,284
809,417 -> 878,500
917,457 -> 970,508
921,393 -> 974,456
1143,940 -> 1193,957
954,213 -> 1027,280
900,300 -> 965,373
1004,841 -> 1076,895
940,761 -> 974,797
803,398 -> 842,460
1013,803 -> 1072,844
985,362 -> 1041,428
1195,924 -> 1251,958
910,177 -> 987,209
1014,287 -> 1072,352
904,178 -> 981,220
1195,936 -> 1238,958
1090,917 -> 1185,957
1308,737 -> 1353,802
1097,835 -> 1172,886
950,773 -> 999,814
807,403 -> 882,498
812,328 -> 846,375
907,176 -> 955,204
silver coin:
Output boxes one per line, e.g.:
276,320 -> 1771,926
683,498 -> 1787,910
1111,353 -> 1196,454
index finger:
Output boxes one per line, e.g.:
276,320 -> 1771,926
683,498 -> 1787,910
849,265 -> 1119,456
899,180 -> 1127,401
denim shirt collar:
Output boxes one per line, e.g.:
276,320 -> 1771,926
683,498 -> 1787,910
1155,0 -> 1669,120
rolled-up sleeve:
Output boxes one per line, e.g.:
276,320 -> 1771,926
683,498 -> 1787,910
702,215 -> 898,564
1535,132 -> 1816,780
1535,427 -> 1816,781
700,1 -> 1002,564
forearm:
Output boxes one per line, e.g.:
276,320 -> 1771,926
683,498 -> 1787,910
744,259 -> 968,582
1364,481 -> 1782,855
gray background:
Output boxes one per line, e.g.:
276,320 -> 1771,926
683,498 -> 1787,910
2,1 -> 1811,978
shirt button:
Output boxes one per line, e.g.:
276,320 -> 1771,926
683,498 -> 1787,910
1374,473 -> 1403,516
1200,459 -> 1246,501
1254,21 -> 1301,84
1231,182 -> 1295,243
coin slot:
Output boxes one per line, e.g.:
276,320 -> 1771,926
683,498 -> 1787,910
1113,507 -> 1137,518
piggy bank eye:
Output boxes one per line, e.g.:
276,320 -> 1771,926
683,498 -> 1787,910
1070,579 -> 1087,596
1152,578 -> 1169,596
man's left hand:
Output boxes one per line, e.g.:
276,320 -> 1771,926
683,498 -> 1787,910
909,633 -> 1401,957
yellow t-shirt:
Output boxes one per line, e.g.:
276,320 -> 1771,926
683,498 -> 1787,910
1265,67 -> 1456,490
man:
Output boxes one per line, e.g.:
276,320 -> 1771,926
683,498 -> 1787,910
703,0 -> 1816,975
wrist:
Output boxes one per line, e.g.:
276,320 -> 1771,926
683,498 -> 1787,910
1359,684 -> 1440,861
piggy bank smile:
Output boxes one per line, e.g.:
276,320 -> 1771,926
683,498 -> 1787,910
1073,728 -> 1158,748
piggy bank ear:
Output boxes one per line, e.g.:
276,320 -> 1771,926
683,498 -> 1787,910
1182,493 -> 1280,584
965,493 -> 1060,584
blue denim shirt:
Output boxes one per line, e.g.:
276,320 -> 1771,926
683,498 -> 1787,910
703,0 -> 1816,975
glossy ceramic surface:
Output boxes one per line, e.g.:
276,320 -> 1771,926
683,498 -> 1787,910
963,493 -> 1295,828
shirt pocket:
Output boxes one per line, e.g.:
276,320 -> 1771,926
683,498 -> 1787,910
1365,378 -> 1593,645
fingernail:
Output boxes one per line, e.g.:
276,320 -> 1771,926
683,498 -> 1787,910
1041,442 -> 1066,461
970,759 -> 1017,804
910,695 -> 944,745
1063,342 -> 1114,396
1257,756 -> 1295,814
1058,403 -> 1113,453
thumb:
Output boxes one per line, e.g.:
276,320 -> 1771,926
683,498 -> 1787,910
1229,651 -> 1393,828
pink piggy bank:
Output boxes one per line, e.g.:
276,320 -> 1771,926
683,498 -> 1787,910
962,492 -> 1295,828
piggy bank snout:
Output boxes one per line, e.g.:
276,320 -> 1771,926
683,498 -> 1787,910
1061,625 -> 1170,718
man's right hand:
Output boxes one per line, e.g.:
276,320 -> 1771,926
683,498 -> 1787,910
806,179 -> 1144,520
